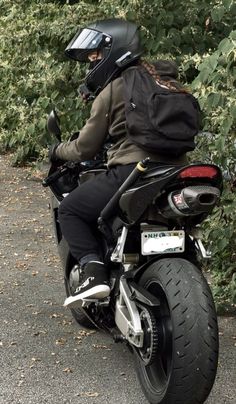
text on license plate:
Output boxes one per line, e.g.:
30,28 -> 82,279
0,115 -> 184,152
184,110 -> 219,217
141,230 -> 185,255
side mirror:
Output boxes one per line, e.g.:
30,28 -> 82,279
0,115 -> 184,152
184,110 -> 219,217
47,109 -> 61,142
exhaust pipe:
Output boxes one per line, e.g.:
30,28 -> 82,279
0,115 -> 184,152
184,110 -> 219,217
166,186 -> 220,217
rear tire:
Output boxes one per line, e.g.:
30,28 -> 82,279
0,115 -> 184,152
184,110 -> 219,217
70,306 -> 95,329
135,258 -> 218,404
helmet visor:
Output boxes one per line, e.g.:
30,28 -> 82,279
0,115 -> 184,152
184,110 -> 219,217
65,28 -> 112,62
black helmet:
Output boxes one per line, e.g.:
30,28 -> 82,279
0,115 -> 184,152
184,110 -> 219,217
65,18 -> 143,95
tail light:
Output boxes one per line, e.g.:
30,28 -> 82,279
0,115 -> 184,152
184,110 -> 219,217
178,165 -> 219,179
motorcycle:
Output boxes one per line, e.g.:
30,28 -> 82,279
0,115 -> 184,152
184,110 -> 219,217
43,110 -> 222,404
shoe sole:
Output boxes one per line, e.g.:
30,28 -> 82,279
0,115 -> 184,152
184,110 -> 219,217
64,285 -> 111,308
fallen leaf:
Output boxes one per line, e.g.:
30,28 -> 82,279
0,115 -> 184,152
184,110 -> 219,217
60,319 -> 73,326
55,338 -> 67,346
31,357 -> 41,362
78,330 -> 96,337
63,367 -> 73,373
92,344 -> 111,350
74,336 -> 83,344
85,392 -> 99,397
44,300 -> 53,305
50,313 -> 62,319
78,392 -> 99,398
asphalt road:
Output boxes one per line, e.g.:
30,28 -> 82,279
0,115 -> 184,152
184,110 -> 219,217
0,154 -> 235,404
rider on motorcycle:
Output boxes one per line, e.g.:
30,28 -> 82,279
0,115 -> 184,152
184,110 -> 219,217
50,18 -> 188,307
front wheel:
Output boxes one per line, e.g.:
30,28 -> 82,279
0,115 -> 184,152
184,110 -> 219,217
135,258 -> 218,404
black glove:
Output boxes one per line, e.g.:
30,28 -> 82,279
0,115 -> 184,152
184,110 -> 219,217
48,143 -> 61,163
78,83 -> 95,103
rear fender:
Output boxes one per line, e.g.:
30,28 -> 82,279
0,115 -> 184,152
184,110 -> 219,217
128,280 -> 160,307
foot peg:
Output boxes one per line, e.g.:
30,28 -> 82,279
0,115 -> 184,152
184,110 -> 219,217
82,297 -> 110,307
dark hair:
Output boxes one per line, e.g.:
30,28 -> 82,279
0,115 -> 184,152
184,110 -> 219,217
140,60 -> 189,93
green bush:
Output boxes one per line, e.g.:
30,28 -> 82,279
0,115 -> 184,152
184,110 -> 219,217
189,28 -> 236,309
0,0 -> 101,163
0,0 -> 235,305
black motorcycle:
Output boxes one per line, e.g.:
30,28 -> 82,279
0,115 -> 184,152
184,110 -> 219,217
43,110 -> 222,404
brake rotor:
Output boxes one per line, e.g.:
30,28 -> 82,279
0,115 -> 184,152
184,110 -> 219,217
138,306 -> 159,366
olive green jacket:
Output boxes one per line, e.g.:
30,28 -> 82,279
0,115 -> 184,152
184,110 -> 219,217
56,75 -> 188,167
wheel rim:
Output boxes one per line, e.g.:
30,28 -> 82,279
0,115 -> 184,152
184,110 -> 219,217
138,279 -> 173,395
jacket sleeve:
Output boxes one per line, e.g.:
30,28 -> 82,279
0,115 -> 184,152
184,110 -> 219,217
55,93 -> 109,162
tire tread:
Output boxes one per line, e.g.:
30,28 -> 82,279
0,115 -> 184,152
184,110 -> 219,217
135,258 -> 218,404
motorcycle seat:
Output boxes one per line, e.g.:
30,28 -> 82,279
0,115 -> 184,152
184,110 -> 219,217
143,165 -> 184,179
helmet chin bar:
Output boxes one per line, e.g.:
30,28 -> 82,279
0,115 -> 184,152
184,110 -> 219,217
82,51 -> 140,97
85,64 -> 121,96
88,59 -> 102,70
97,68 -> 120,92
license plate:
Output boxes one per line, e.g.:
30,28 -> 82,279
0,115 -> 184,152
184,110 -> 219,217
141,230 -> 185,255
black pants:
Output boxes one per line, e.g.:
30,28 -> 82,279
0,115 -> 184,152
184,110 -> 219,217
58,164 -> 136,263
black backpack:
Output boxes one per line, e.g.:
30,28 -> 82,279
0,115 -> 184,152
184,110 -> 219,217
122,65 -> 201,157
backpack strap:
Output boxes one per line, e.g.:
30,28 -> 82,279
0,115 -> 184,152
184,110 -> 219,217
107,80 -> 112,128
122,67 -> 138,111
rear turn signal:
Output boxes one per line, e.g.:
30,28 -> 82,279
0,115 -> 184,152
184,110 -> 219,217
179,166 -> 218,179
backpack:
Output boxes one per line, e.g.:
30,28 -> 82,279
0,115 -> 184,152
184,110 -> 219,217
121,65 -> 201,157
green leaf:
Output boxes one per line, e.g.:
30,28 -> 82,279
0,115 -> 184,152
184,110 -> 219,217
28,124 -> 36,135
8,136 -> 17,148
207,52 -> 220,71
208,93 -> 224,108
38,118 -> 46,131
40,97 -> 50,109
223,0 -> 233,11
230,104 -> 236,118
218,237 -> 228,251
215,135 -> 226,152
220,116 -> 234,135
211,6 -> 226,22
218,38 -> 235,54
230,30 -> 236,40
198,68 -> 211,84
